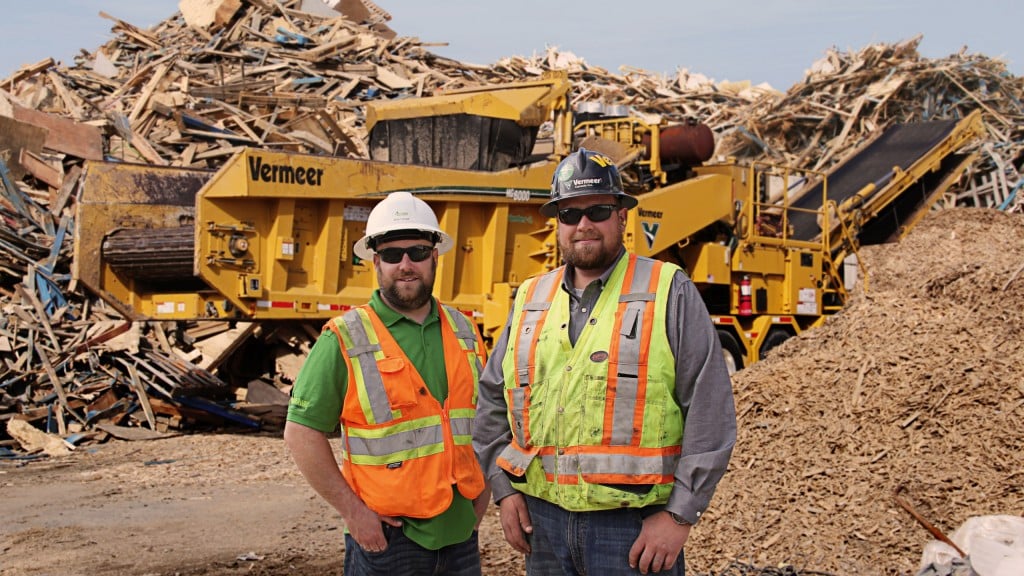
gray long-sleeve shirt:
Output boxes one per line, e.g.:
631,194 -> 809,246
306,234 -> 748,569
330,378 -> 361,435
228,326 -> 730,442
473,250 -> 737,525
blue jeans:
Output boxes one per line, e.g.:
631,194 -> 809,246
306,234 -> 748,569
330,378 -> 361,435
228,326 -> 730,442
344,524 -> 481,576
524,495 -> 686,576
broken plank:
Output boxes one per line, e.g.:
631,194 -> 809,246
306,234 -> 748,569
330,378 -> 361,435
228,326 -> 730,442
94,423 -> 177,441
5,418 -> 73,456
117,357 -> 158,431
128,62 -> 173,123
18,149 -> 62,190
3,58 -> 55,86
195,322 -> 257,371
9,104 -> 104,161
373,65 -> 413,90
0,116 -> 48,180
179,0 -> 244,31
98,11 -> 163,49
51,164 -> 82,217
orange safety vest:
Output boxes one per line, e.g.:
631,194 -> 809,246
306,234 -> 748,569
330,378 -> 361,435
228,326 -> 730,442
326,303 -> 487,518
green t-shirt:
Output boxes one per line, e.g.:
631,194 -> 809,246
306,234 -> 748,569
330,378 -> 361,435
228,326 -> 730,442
287,291 -> 477,550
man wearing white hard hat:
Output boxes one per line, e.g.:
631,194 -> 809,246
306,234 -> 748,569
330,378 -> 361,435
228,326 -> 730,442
285,192 -> 491,575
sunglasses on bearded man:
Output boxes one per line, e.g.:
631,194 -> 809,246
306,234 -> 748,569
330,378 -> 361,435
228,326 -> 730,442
556,204 -> 620,225
376,245 -> 434,264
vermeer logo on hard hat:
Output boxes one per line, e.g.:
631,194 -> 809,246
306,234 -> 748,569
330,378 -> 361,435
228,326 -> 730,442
557,164 -> 575,182
393,208 -> 411,220
571,178 -> 603,189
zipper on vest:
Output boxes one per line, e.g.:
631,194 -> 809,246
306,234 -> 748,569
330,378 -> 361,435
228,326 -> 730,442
441,406 -> 456,484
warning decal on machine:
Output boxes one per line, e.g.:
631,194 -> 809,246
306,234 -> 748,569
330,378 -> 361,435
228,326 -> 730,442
797,288 -> 818,315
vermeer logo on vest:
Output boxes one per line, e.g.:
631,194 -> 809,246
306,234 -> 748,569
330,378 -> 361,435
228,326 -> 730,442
248,156 -> 325,186
590,351 -> 609,363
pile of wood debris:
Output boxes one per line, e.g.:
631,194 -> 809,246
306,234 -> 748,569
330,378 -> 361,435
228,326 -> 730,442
688,208 -> 1024,574
1,0 -> 1022,448
716,35 -> 1024,211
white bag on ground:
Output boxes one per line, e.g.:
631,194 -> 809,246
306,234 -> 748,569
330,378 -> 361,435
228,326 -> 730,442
918,515 -> 1024,576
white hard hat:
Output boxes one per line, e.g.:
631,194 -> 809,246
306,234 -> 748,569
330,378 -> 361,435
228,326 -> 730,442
353,192 -> 454,260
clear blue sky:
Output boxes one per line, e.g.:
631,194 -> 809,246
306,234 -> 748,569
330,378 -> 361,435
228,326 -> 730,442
1,1 -> 1020,91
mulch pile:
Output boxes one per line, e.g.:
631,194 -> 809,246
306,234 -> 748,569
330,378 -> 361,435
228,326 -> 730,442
687,207 -> 1024,574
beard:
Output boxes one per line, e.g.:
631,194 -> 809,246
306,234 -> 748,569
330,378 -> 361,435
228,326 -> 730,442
560,231 -> 619,271
379,262 -> 435,313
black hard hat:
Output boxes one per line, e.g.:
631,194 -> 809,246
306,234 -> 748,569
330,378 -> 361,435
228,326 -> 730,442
540,147 -> 638,217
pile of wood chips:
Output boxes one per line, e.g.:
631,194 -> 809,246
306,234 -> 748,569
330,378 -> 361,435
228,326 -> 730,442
686,208 -> 1024,574
0,2 -> 1021,450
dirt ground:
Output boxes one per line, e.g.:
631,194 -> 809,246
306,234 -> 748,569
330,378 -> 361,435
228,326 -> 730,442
3,208 -> 1022,576
0,432 -> 525,576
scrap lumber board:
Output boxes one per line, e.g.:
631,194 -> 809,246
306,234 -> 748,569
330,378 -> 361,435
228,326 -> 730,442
9,104 -> 103,161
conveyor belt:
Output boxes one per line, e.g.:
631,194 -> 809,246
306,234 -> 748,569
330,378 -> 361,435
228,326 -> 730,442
788,118 -> 961,241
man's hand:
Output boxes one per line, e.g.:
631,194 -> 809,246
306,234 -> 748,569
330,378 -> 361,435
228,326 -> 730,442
498,493 -> 533,554
628,511 -> 690,574
345,501 -> 401,552
472,483 -> 493,530
284,421 -> 400,552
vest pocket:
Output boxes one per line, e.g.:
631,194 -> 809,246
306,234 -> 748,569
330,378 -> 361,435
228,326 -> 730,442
376,356 -> 420,409
640,394 -> 667,447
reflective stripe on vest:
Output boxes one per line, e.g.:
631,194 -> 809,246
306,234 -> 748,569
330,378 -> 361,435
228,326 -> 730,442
345,416 -> 445,465
442,303 -> 485,406
341,303 -> 481,427
342,310 -> 393,424
604,257 -> 658,446
497,444 -> 680,485
513,270 -> 561,389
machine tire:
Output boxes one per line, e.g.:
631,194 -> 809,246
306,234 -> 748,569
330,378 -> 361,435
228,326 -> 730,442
759,329 -> 791,360
717,329 -> 744,375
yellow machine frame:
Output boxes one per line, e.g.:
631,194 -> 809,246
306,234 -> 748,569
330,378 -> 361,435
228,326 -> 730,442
73,70 -> 985,369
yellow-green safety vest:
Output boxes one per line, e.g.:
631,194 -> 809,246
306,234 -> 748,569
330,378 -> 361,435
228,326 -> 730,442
497,254 -> 683,511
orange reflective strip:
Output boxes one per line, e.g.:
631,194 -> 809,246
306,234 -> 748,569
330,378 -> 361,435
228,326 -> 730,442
519,272 -> 561,387
560,444 -> 678,456
549,444 -> 679,484
516,271 -> 561,446
631,260 -> 661,447
514,278 -> 542,389
602,257 -> 638,444
578,472 -> 673,484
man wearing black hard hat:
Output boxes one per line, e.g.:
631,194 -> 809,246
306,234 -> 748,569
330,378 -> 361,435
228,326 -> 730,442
475,148 -> 737,575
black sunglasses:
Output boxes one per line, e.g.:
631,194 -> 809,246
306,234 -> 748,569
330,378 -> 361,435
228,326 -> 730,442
557,204 -> 619,225
377,245 -> 434,264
